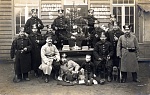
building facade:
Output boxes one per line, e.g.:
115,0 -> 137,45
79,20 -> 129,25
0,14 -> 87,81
0,0 -> 149,60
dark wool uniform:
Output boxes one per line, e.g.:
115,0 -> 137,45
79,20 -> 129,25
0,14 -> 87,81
79,61 -> 95,81
51,15 -> 68,49
84,15 -> 97,47
10,35 -> 32,79
24,16 -> 44,34
107,29 -> 124,67
29,33 -> 45,75
92,27 -> 105,47
93,40 -> 113,78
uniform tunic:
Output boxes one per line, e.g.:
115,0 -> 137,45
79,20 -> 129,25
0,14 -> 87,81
29,33 -> 45,70
10,36 -> 32,75
39,43 -> 60,75
117,34 -> 139,72
107,29 -> 124,66
24,16 -> 44,34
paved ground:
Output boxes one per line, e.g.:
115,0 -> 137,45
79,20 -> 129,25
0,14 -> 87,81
0,60 -> 150,95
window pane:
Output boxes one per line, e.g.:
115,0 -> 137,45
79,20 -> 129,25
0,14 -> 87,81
129,0 -> 134,4
130,7 -> 134,15
117,7 -> 121,15
130,24 -> 134,32
113,7 -> 117,15
130,16 -> 134,23
125,7 -> 129,15
118,16 -> 122,28
16,25 -> 20,34
124,0 -> 128,4
125,16 -> 129,23
118,0 -> 123,4
16,16 -> 20,24
113,0 -> 117,4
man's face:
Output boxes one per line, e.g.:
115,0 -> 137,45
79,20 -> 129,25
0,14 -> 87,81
32,12 -> 37,17
58,13 -> 63,17
100,37 -> 107,43
85,56 -> 91,62
94,23 -> 99,28
124,29 -> 130,35
19,31 -> 25,37
113,25 -> 119,30
46,37 -> 52,44
61,58 -> 67,64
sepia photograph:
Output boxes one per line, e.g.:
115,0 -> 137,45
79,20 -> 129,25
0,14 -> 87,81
0,0 -> 150,95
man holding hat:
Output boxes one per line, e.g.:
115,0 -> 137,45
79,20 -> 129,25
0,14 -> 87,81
93,32 -> 113,83
39,35 -> 60,83
51,9 -> 68,50
117,25 -> 140,83
24,9 -> 44,35
28,24 -> 45,77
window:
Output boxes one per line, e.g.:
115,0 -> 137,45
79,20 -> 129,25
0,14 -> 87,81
113,0 -> 134,4
14,0 -> 39,34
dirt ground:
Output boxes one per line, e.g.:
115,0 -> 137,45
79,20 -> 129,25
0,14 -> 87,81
0,60 -> 150,95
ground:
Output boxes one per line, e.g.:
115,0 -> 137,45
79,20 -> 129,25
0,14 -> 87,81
0,60 -> 150,95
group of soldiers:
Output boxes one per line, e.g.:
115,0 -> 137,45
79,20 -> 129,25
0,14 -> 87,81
10,8 -> 140,85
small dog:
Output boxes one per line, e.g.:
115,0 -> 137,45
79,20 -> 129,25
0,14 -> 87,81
112,66 -> 118,81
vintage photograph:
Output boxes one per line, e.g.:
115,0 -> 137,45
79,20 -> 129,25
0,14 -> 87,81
0,0 -> 150,95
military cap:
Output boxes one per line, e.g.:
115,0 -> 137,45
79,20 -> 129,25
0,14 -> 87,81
61,53 -> 67,58
31,9 -> 38,13
46,35 -> 52,39
88,9 -> 94,13
110,14 -> 116,18
123,25 -> 131,30
58,9 -> 64,13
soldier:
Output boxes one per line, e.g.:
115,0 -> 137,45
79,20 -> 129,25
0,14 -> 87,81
108,14 -> 117,31
93,32 -> 113,83
39,35 -> 60,83
107,23 -> 124,67
117,25 -> 140,83
51,9 -> 68,50
59,53 -> 80,83
92,20 -> 104,47
28,24 -> 45,77
45,24 -> 58,47
83,9 -> 97,48
10,27 -> 32,82
24,9 -> 44,35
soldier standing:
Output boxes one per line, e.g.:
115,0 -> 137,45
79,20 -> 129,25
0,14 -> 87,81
10,27 -> 32,82
117,25 -> 140,83
93,32 -> 113,83
108,14 -> 117,31
51,9 -> 68,50
84,9 -> 97,48
28,24 -> 45,77
107,23 -> 124,67
24,9 -> 44,35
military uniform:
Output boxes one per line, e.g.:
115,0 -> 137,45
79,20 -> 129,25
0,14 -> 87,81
45,25 -> 58,47
28,28 -> 45,76
24,9 -> 44,34
92,27 -> 104,47
93,34 -> 113,80
117,25 -> 140,83
51,9 -> 68,49
107,28 -> 124,67
10,34 -> 32,80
